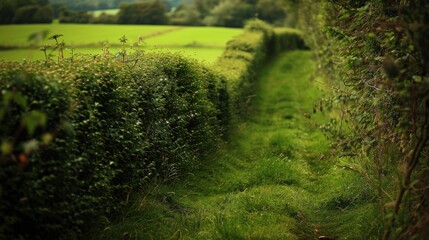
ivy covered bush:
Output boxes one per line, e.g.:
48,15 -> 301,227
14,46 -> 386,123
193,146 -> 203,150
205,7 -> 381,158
0,20 -> 304,239
295,1 -> 429,239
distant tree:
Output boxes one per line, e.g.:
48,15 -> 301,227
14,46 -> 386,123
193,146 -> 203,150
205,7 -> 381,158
117,0 -> 169,25
16,0 -> 36,8
2,0 -> 54,24
193,0 -> 219,18
204,0 -> 254,28
242,0 -> 257,4
113,0 -> 122,8
0,0 -> 16,24
35,0 -> 50,6
197,0 -> 288,27
71,2 -> 97,11
168,0 -> 188,8
13,5 -> 39,23
59,8 -> 93,23
111,0 -> 145,8
98,2 -> 109,10
91,12 -> 117,24
255,0 -> 286,24
33,5 -> 54,23
170,2 -> 201,25
51,3 -> 66,18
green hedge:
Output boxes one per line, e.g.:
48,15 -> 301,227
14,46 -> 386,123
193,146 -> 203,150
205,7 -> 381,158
295,1 -> 429,238
217,19 -> 305,121
0,54 -> 224,239
0,20 -> 305,239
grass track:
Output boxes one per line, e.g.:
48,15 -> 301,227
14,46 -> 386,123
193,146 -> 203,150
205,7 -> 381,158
93,51 -> 380,239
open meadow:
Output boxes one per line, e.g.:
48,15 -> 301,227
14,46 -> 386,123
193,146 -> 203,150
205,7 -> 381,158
0,24 -> 241,63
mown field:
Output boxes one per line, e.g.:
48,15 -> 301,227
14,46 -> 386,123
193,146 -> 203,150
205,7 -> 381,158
0,24 -> 242,62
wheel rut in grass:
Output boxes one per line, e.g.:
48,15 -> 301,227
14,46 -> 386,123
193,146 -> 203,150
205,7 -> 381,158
99,50 -> 378,240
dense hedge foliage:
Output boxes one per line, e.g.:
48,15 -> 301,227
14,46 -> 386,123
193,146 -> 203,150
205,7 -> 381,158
0,20 -> 304,239
296,1 -> 429,239
217,20 -> 305,121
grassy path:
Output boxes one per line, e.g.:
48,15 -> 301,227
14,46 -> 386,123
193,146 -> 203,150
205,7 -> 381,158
98,51 -> 378,240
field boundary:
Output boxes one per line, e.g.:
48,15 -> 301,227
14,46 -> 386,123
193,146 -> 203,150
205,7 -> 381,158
0,27 -> 185,50
0,20 -> 306,239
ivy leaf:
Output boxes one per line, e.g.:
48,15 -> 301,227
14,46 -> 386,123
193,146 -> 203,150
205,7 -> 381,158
2,91 -> 13,104
412,75 -> 422,83
2,91 -> 27,109
13,92 -> 28,109
21,110 -> 47,136
42,133 -> 54,145
24,139 -> 39,154
1,140 -> 12,155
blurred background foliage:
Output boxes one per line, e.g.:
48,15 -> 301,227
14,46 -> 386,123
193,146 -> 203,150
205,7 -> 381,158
0,0 -> 296,27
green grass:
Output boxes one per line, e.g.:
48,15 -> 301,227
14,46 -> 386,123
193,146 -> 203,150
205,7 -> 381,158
90,9 -> 120,17
90,51 -> 381,239
0,24 -> 176,47
143,27 -> 242,48
0,24 -> 242,63
0,47 -> 225,63
0,24 -> 240,47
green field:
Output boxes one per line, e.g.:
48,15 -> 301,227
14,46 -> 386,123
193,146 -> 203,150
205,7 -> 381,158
90,9 -> 120,17
0,46 -> 227,63
0,24 -> 242,63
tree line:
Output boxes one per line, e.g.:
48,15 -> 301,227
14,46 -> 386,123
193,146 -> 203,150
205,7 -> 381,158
0,0 -> 291,28
0,0 -> 54,24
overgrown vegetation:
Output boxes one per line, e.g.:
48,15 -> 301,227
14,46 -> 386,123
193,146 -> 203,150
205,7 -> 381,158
295,0 -> 429,238
0,20 -> 303,239
94,50 -> 377,240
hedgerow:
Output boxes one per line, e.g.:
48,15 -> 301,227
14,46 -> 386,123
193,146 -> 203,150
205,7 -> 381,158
217,19 -> 305,121
0,20 -> 304,239
296,1 -> 429,239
